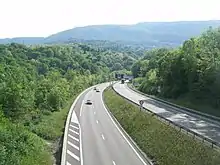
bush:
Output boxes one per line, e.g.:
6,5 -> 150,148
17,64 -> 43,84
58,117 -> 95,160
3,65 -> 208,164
0,113 -> 51,165
104,88 -> 220,165
30,96 -> 75,140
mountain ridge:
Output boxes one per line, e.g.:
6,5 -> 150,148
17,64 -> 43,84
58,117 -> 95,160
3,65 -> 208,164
1,20 -> 220,48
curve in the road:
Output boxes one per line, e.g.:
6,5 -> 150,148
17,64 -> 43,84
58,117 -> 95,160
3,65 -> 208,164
62,82 -> 152,165
113,82 -> 220,146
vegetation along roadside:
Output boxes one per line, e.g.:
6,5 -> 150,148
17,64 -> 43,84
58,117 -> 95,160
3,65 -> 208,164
104,88 -> 220,165
0,43 -> 135,164
131,27 -> 220,117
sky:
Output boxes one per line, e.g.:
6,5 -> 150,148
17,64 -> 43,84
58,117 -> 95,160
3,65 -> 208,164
0,0 -> 220,38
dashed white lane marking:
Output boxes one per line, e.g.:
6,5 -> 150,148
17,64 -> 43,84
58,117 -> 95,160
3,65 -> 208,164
69,128 -> 79,135
112,160 -> 116,165
71,111 -> 79,124
94,111 -> 96,115
68,141 -> 79,150
101,134 -> 105,140
66,161 -> 71,165
101,93 -> 148,165
96,120 -> 99,124
68,134 -> 79,142
67,150 -> 80,161
70,124 -> 79,130
80,100 -> 84,117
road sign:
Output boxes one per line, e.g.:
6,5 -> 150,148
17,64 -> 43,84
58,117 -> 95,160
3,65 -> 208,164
139,100 -> 144,105
139,100 -> 144,111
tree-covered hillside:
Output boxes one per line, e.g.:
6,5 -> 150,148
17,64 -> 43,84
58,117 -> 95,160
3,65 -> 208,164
46,21 -> 220,46
65,40 -> 146,58
0,43 -> 135,164
131,27 -> 220,117
1,21 -> 220,48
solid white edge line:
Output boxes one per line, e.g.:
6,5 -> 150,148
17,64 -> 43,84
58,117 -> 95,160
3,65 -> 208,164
79,122 -> 84,165
101,90 -> 148,165
112,160 -> 116,165
80,100 -> 84,117
68,141 -> 79,150
70,124 -> 79,130
61,85 -> 94,165
69,128 -> 80,135
67,150 -> 80,161
61,83 -> 107,165
101,134 -> 105,140
66,161 -> 71,165
68,134 -> 79,142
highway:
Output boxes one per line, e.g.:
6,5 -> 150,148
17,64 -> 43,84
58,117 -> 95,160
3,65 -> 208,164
113,82 -> 220,144
63,82 -> 150,165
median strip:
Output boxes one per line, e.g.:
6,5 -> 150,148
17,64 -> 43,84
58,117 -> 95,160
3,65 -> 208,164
104,88 -> 220,165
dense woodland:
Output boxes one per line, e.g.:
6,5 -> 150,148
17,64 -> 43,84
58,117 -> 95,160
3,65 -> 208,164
1,25 -> 220,164
65,39 -> 146,58
132,27 -> 220,116
0,43 -> 135,164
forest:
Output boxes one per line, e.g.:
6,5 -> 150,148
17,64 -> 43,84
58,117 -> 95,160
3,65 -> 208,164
132,27 -> 220,117
2,25 -> 220,165
0,43 -> 135,164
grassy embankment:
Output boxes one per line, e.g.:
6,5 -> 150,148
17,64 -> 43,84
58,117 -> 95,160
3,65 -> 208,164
0,112 -> 51,165
104,88 -> 220,165
0,94 -> 79,165
30,94 -> 79,164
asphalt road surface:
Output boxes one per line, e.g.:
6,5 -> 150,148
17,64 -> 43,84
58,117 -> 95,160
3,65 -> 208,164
65,82 -> 149,165
113,82 -> 220,144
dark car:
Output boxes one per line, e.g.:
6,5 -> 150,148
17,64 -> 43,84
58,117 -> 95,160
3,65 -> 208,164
94,87 -> 97,90
85,99 -> 92,105
96,89 -> 100,92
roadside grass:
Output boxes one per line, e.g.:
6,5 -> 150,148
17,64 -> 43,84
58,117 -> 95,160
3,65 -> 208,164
104,88 -> 220,165
30,97 -> 74,141
0,95 -> 76,165
0,114 -> 51,165
29,95 -> 77,164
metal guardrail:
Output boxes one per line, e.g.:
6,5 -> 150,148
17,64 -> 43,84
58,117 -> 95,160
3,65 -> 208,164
112,84 -> 220,149
127,83 -> 220,123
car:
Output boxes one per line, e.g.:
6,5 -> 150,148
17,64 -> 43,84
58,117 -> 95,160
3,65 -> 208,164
85,99 -> 92,105
96,89 -> 100,92
94,87 -> 97,90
